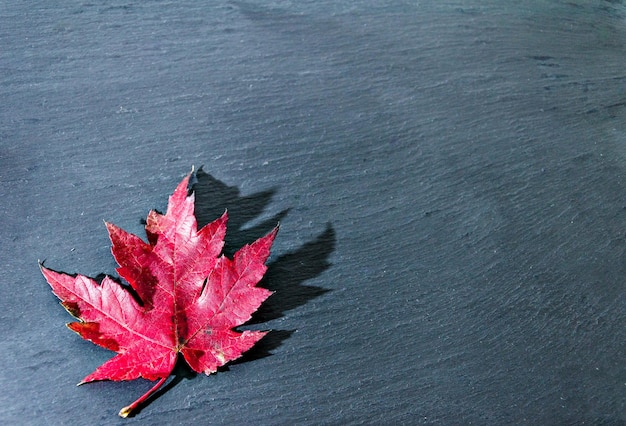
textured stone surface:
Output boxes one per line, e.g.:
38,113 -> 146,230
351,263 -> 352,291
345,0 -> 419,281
1,1 -> 625,424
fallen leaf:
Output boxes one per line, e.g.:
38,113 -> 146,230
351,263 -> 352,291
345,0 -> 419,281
40,172 -> 278,417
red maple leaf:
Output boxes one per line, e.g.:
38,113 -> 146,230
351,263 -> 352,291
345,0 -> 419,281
40,173 -> 278,417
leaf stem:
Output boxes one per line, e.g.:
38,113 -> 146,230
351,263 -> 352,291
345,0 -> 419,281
118,375 -> 169,418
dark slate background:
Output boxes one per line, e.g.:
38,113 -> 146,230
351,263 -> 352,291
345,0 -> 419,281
2,1 -> 625,424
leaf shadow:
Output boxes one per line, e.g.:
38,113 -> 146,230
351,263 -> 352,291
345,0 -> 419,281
250,223 -> 335,323
192,167 -> 290,258
192,167 -> 335,361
